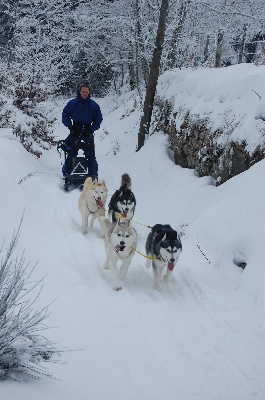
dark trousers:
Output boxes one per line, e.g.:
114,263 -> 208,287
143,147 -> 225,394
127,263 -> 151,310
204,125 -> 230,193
62,138 -> 98,178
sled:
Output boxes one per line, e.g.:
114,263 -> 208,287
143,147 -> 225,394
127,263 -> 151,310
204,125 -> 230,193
57,140 -> 90,192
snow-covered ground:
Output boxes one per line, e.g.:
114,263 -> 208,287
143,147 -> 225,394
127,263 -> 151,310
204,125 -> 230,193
1,64 -> 265,400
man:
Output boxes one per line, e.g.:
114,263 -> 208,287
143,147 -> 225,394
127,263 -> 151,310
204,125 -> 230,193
61,83 -> 103,179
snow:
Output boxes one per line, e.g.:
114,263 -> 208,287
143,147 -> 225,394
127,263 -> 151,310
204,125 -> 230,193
1,64 -> 265,400
156,63 -> 265,153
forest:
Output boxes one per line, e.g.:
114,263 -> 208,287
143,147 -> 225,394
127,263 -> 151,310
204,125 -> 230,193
0,0 -> 265,156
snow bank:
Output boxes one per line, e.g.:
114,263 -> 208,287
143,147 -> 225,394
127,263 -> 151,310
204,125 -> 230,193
157,64 -> 265,153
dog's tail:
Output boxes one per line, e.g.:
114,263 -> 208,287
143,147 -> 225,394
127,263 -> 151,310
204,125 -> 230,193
121,173 -> 131,190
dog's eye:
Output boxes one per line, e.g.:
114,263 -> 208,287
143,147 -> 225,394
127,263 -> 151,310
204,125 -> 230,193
117,233 -> 121,237
126,235 -> 129,238
166,249 -> 171,253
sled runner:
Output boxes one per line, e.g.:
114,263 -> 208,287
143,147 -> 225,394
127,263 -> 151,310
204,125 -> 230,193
57,140 -> 90,191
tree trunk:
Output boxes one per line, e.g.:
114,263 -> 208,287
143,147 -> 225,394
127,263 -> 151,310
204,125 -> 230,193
137,0 -> 169,151
215,30 -> 224,68
133,0 -> 149,87
238,24 -> 247,64
203,35 -> 210,64
121,53 -> 124,87
167,0 -> 189,69
128,51 -> 137,91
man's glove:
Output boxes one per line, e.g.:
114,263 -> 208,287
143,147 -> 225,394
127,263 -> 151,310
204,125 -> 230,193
57,140 -> 72,152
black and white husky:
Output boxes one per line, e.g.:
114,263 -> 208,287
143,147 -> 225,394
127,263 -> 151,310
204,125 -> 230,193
108,173 -> 136,223
146,224 -> 182,290
101,218 -> 138,291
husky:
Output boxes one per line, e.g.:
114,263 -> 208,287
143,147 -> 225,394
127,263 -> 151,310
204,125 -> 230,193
145,224 -> 182,291
108,173 -> 136,223
101,217 -> 138,291
78,177 -> 108,235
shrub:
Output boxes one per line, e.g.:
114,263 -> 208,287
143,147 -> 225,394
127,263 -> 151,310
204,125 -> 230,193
0,68 -> 56,158
0,221 -> 60,381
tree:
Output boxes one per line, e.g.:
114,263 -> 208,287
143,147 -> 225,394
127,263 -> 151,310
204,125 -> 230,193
167,0 -> 189,69
238,24 -> 248,63
137,0 -> 170,151
215,29 -> 224,67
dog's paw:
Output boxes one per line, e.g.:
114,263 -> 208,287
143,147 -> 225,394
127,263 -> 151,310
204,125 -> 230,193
114,286 -> 122,291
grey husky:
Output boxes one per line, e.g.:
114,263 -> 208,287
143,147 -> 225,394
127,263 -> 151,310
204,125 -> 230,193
108,173 -> 136,223
145,224 -> 182,290
101,217 -> 137,291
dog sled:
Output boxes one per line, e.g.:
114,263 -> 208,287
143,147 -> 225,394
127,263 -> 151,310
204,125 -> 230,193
57,140 -> 90,191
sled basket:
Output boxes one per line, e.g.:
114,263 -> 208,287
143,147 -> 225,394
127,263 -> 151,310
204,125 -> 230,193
64,157 -> 90,191
57,141 -> 91,191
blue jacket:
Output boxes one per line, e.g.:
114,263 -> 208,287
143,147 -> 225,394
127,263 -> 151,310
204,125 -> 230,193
62,93 -> 103,134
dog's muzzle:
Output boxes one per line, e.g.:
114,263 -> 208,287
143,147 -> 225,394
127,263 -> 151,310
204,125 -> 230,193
115,242 -> 126,252
95,198 -> 103,208
167,262 -> 175,271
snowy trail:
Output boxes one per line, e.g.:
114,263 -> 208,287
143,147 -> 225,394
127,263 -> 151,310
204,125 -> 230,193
37,158 -> 260,400
1,92 -> 264,400
37,101 -> 262,399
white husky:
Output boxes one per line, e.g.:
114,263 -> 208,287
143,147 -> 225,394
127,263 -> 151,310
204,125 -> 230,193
101,218 -> 137,291
78,177 -> 108,235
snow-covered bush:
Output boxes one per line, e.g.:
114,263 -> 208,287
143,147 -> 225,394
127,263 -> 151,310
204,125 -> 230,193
0,223 -> 60,381
0,67 -> 56,158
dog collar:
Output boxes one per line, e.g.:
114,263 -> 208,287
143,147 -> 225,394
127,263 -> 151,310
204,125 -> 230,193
156,255 -> 166,263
